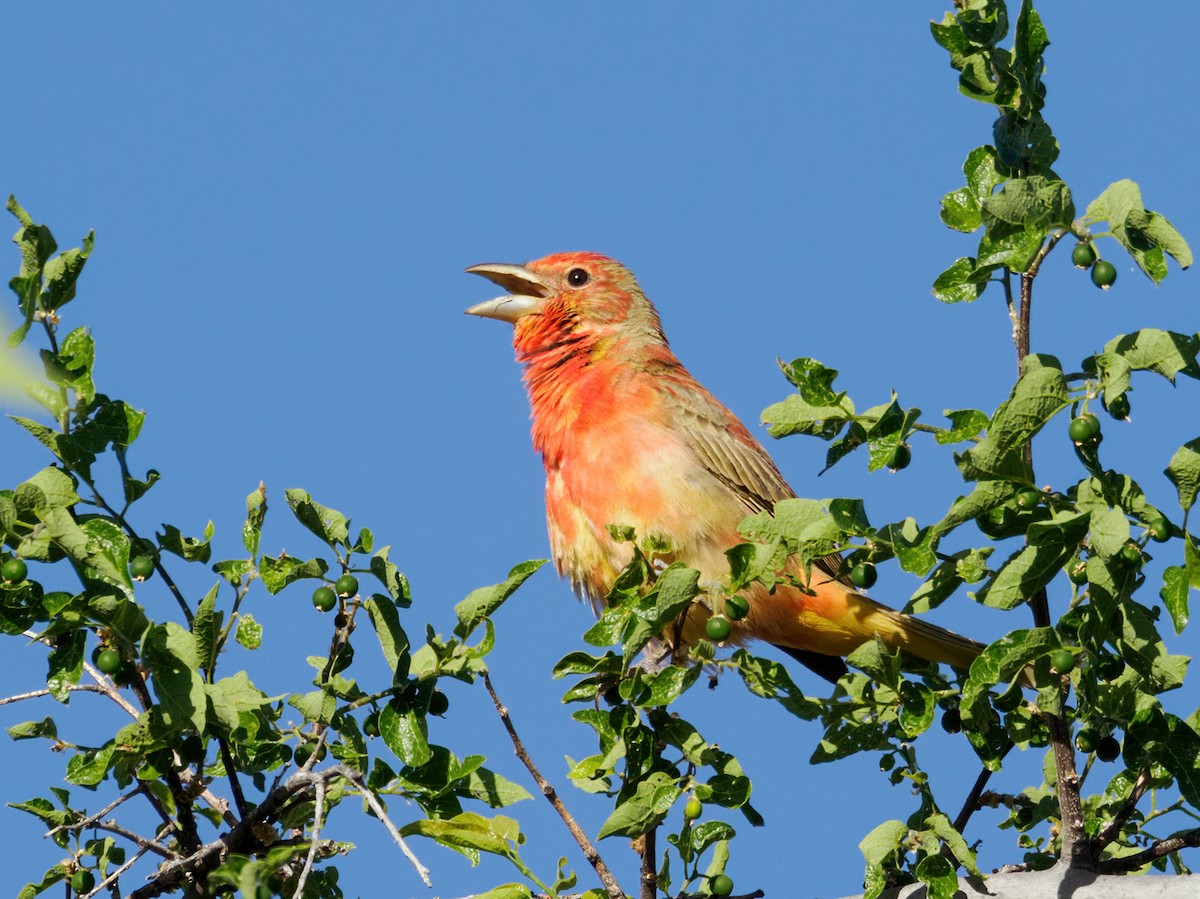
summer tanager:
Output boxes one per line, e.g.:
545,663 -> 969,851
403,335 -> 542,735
466,251 -> 984,682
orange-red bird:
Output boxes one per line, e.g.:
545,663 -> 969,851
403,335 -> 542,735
466,252 -> 983,682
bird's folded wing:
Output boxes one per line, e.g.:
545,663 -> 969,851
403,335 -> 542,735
661,385 -> 844,583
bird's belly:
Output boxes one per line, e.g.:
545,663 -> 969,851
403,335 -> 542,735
543,434 -> 739,611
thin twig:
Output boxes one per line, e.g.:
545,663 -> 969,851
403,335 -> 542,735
343,769 -> 432,887
218,736 -> 249,818
83,825 -> 171,899
482,670 -> 624,899
46,789 -> 139,838
91,819 -> 176,860
292,776 -> 327,899
0,683 -> 107,706
1099,827 -> 1200,873
1095,768 -> 1153,851
952,742 -> 1013,835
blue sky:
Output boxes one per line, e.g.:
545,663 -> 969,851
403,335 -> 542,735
2,3 -> 1198,897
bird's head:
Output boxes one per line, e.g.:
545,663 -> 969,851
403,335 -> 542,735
466,252 -> 666,359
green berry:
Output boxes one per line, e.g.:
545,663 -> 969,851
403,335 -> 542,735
941,709 -> 962,734
129,555 -> 155,581
849,562 -> 877,589
705,615 -> 732,642
1118,543 -> 1143,568
1096,735 -> 1121,762
1104,393 -> 1130,421
428,691 -> 449,716
1049,649 -> 1075,674
1067,558 -> 1088,585
878,753 -> 896,772
1071,243 -> 1097,269
1146,515 -> 1172,543
71,870 -> 96,894
1091,259 -> 1117,289
725,595 -> 750,621
2,557 -> 28,583
334,574 -> 359,597
1068,413 -> 1100,443
887,443 -> 911,471
1033,655 -> 1055,687
710,874 -> 734,897
363,714 -> 380,738
1074,728 -> 1100,754
683,797 -> 702,820
1081,355 -> 1098,375
312,586 -> 337,612
1015,488 -> 1041,510
95,648 -> 122,675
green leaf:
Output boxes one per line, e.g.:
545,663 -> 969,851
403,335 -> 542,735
257,553 -> 327,594
933,256 -> 995,303
597,771 -> 678,839
993,112 -> 1058,172
380,701 -> 432,767
935,409 -> 988,445
973,535 -> 1072,609
915,854 -> 959,899
235,614 -> 262,650
142,622 -> 206,732
1160,566 -> 1189,635
205,672 -> 269,735
364,594 -> 410,682
955,354 -> 1067,483
7,717 -> 59,742
859,819 -> 907,899
981,176 -> 1073,232
289,688 -> 336,725
41,237 -> 93,313
761,390 -> 855,440
462,767 -> 533,808
1166,438 -> 1200,512
467,886 -> 532,899
926,811 -> 980,877
370,545 -> 411,606
88,594 -> 150,646
400,812 -> 524,863
1100,330 -> 1200,389
285,488 -> 349,548
66,743 -> 115,786
158,522 -> 213,564
46,629 -> 84,703
243,483 -> 266,556
940,187 -> 982,233
778,357 -> 846,406
1163,714 -> 1200,808
15,862 -> 69,899
1084,180 -> 1192,282
454,559 -> 546,640
192,584 -> 221,671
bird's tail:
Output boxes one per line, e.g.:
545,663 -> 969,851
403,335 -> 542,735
870,605 -> 986,672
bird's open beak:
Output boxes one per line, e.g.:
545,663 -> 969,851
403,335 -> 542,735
465,263 -> 553,323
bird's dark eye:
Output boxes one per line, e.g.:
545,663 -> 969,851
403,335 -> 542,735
567,268 -> 590,287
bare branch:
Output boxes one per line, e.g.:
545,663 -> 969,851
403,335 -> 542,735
342,768 -> 431,887
92,818 -> 177,861
46,789 -> 139,838
292,775 -> 328,898
1100,827 -> 1200,873
1094,769 -> 1153,851
483,670 -> 624,899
